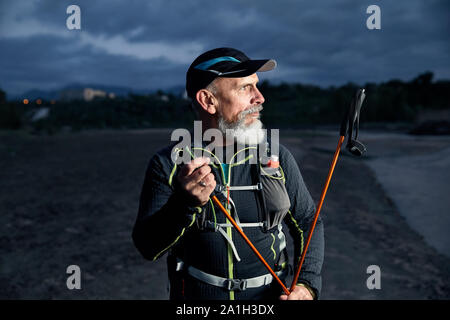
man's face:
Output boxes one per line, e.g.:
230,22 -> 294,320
212,73 -> 265,126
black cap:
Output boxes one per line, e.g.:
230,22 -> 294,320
186,47 -> 276,99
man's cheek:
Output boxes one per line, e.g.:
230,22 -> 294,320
231,112 -> 242,123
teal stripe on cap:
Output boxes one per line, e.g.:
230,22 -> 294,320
194,56 -> 240,71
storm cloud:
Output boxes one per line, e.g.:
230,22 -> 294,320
0,0 -> 448,96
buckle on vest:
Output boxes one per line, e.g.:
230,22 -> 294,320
214,184 -> 225,193
226,279 -> 247,291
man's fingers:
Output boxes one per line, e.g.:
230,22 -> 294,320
278,286 -> 313,300
279,293 -> 299,301
200,175 -> 216,194
191,173 -> 215,195
202,173 -> 215,186
192,165 -> 212,183
175,157 -> 216,207
287,293 -> 297,300
182,166 -> 212,190
179,157 -> 211,177
195,176 -> 216,206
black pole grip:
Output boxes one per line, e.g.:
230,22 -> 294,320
339,88 -> 365,137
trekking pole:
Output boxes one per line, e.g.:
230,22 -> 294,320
289,89 -> 366,293
211,195 -> 291,295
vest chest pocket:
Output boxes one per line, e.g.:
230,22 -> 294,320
260,165 -> 291,231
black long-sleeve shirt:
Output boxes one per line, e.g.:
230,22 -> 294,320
132,140 -> 324,299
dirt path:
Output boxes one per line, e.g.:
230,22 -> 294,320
0,129 -> 449,299
283,133 -> 450,299
364,134 -> 450,258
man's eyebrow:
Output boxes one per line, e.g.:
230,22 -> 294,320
235,80 -> 259,88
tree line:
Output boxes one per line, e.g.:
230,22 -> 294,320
0,71 -> 448,133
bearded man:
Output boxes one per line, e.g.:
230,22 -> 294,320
132,48 -> 324,300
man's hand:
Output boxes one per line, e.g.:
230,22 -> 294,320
176,157 -> 216,207
279,285 -> 314,300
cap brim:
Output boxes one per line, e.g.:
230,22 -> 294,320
256,59 -> 277,72
221,59 -> 277,78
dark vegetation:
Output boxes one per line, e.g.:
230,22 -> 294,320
1,72 -> 448,133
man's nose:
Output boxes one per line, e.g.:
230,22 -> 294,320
251,87 -> 265,105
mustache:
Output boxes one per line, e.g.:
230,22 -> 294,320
238,105 -> 264,119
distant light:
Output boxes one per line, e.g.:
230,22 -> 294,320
23,99 -> 29,105
36,99 -> 42,105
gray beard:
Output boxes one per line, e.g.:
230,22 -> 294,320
217,105 -> 265,145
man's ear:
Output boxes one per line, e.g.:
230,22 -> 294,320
196,89 -> 218,115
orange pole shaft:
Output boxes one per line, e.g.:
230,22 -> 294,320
211,195 -> 291,296
290,135 -> 345,292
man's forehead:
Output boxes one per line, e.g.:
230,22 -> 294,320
216,73 -> 259,87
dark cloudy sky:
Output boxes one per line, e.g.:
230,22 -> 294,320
0,0 -> 449,96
